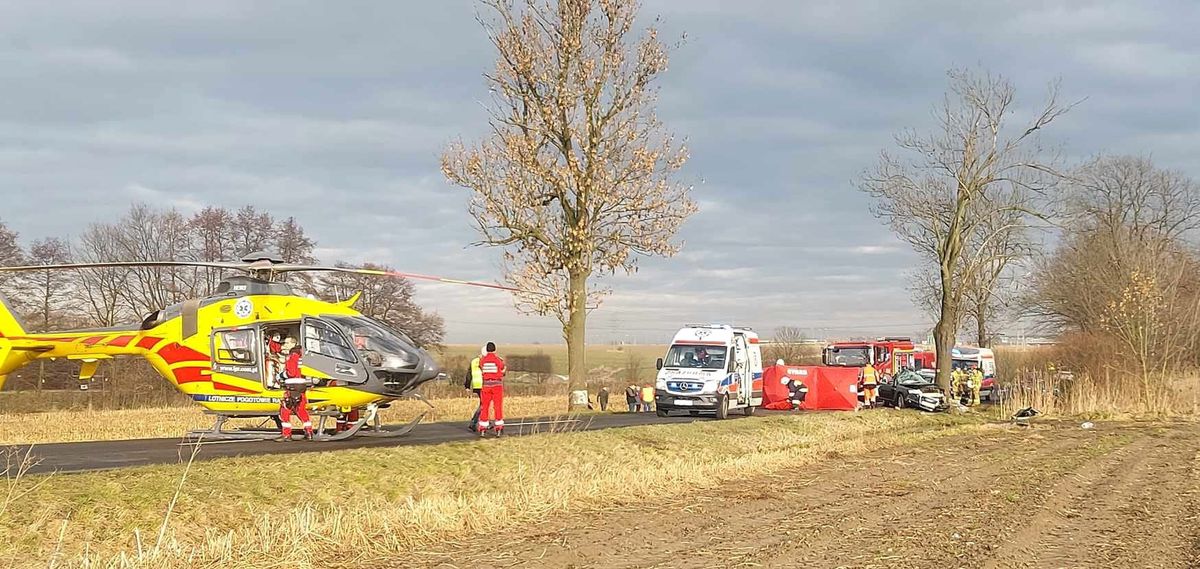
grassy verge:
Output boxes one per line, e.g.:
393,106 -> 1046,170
0,395 -> 584,445
1,411 -> 983,568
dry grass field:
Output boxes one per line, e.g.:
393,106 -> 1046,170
5,411 -> 1197,569
1,411 -> 979,568
409,419 -> 1200,569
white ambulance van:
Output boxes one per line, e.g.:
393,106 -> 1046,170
653,324 -> 763,419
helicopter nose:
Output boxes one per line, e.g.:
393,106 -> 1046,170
416,349 -> 441,381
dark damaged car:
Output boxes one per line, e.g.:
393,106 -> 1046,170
878,370 -> 949,412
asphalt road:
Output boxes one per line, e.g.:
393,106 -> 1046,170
8,411 -> 718,475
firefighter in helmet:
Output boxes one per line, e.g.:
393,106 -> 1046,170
969,364 -> 984,406
950,366 -> 967,405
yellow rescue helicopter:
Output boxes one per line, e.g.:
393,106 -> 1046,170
0,253 -> 515,441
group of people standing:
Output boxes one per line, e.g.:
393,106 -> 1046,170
624,383 -> 655,412
951,365 -> 984,406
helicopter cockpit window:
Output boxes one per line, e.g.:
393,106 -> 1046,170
327,315 -> 419,368
214,329 -> 256,365
303,320 -> 357,363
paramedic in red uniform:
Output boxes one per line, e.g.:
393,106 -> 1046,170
278,346 -> 315,441
477,341 -> 506,437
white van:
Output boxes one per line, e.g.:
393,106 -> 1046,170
654,324 -> 764,419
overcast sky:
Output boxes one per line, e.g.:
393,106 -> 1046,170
0,1 -> 1197,344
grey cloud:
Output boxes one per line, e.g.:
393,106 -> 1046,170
1,0 -> 1197,344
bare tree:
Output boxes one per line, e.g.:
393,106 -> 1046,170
275,216 -> 318,291
861,69 -> 1071,390
230,205 -> 275,257
0,220 -> 25,303
442,0 -> 695,391
22,238 -> 74,390
188,206 -> 237,292
24,238 -> 74,332
1031,157 -> 1200,331
909,204 -> 1030,348
763,326 -> 809,364
1030,157 -> 1200,389
959,194 -> 1033,347
623,350 -> 645,382
74,224 -> 128,327
275,217 -> 316,264
113,204 -> 195,314
317,263 -> 446,348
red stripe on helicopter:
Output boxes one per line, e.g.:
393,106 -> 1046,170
157,343 -> 209,365
172,367 -> 209,385
211,381 -> 259,394
137,336 -> 163,350
107,335 -> 135,348
81,336 -> 105,346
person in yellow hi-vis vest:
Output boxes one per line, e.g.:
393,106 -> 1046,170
970,365 -> 984,406
950,367 -> 966,405
465,346 -> 485,431
861,365 -> 878,408
640,383 -> 655,412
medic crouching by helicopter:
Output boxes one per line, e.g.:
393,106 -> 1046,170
278,346 -> 315,441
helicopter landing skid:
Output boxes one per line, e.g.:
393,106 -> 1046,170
345,394 -> 433,439
185,398 -> 434,443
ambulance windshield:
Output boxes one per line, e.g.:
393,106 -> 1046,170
952,359 -> 976,371
664,345 -> 728,369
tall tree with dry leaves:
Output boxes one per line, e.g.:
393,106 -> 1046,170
443,0 -> 695,390
0,220 -> 24,303
861,69 -> 1071,391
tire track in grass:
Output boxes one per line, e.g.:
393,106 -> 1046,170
403,420 -> 1200,569
394,422 -> 1200,569
403,423 -> 1077,569
986,425 -> 1199,569
759,426 -> 1134,569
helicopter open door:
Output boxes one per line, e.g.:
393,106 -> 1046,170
301,317 -> 368,385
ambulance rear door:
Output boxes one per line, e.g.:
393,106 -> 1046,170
732,333 -> 751,406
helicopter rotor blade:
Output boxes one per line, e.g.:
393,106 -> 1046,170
0,261 -> 251,273
0,260 -> 525,294
273,264 -> 522,293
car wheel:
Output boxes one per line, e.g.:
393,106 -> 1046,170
895,395 -> 905,409
715,393 -> 729,420
656,408 -> 668,418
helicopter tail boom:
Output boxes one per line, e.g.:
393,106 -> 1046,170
0,292 -> 26,339
0,293 -> 26,389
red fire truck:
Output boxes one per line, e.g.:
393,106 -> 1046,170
821,337 -> 918,381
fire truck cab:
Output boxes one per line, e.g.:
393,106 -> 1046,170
822,337 -> 918,381
654,324 -> 763,419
